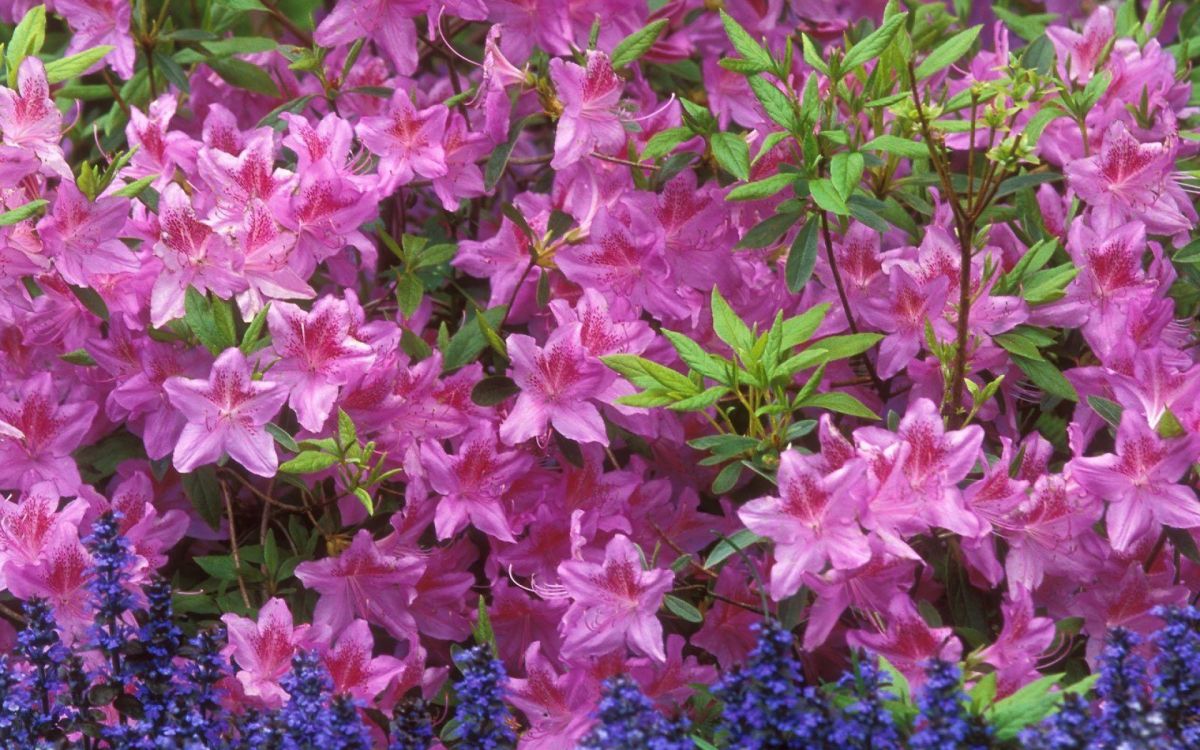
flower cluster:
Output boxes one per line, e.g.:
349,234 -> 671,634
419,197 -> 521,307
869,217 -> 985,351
0,0 -> 1197,747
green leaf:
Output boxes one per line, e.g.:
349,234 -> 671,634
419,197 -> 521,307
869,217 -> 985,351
472,595 -> 497,653
780,304 -> 830,348
808,178 -> 849,215
202,36 -> 278,56
663,594 -> 703,623
705,528 -> 766,568
711,132 -> 751,181
602,354 -> 696,393
44,45 -> 113,83
113,175 -> 156,199
1013,355 -> 1078,402
240,303 -> 271,353
181,467 -> 222,531
1088,396 -> 1124,429
208,58 -> 280,97
862,134 -> 930,159
60,348 -> 97,366
813,332 -> 883,360
265,423 -> 300,453
184,288 -> 234,355
711,288 -> 754,353
830,152 -> 864,199
668,386 -> 729,411
800,33 -> 829,75
986,673 -> 1066,740
7,6 -> 46,87
785,218 -> 819,293
195,555 -> 239,582
0,198 -> 47,226
1022,263 -> 1078,304
69,285 -> 110,321
661,330 -> 729,383
278,451 -> 339,474
353,487 -> 374,515
799,391 -> 879,419
471,376 -> 520,406
154,51 -> 191,94
610,19 -> 669,68
642,126 -> 694,160
719,10 -> 773,72
843,13 -> 908,70
442,306 -> 507,372
711,462 -> 743,494
337,409 -> 357,448
727,172 -> 798,201
993,331 -> 1043,360
746,75 -> 798,131
914,25 -> 982,80
736,212 -> 799,249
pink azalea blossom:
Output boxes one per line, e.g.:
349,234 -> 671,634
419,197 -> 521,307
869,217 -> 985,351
739,449 -> 871,600
38,181 -> 137,288
56,0 -> 136,78
150,183 -> 246,327
0,374 -> 97,493
846,595 -> 962,689
222,597 -> 316,708
163,348 -> 288,477
320,619 -> 405,701
1069,411 -> 1200,552
0,58 -> 69,178
549,51 -> 626,169
357,93 -> 448,191
267,296 -> 375,432
507,641 -> 599,749
294,528 -> 426,642
421,427 -> 531,542
500,326 -> 610,446
557,534 -> 673,662
1046,6 -> 1113,82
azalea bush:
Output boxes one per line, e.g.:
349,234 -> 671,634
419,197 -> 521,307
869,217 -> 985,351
0,0 -> 1199,747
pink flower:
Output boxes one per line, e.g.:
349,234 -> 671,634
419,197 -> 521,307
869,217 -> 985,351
37,180 -> 137,287
507,641 -> 600,749
846,595 -> 962,689
163,348 -> 288,477
232,199 -> 315,320
859,268 -> 951,379
421,427 -> 531,542
0,374 -> 97,493
357,93 -> 448,191
150,183 -> 246,327
0,482 -> 88,585
977,590 -> 1055,696
856,397 -> 986,540
1066,123 -> 1196,237
1046,6 -> 1113,83
294,529 -> 426,642
122,95 -> 199,187
1069,411 -> 1200,552
55,0 -> 136,78
221,597 -> 315,708
0,58 -> 69,178
267,296 -> 375,432
5,525 -> 93,632
500,325 -> 610,446
314,0 -> 424,75
101,471 -> 189,571
320,619 -> 405,701
431,112 -> 489,211
739,450 -> 871,601
557,534 -> 673,662
549,51 -> 626,169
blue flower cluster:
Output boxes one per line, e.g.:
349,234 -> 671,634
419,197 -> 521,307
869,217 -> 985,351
7,517 -> 1200,750
451,644 -> 517,750
580,674 -> 691,750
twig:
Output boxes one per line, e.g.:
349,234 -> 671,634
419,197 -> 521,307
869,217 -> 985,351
221,480 -> 252,610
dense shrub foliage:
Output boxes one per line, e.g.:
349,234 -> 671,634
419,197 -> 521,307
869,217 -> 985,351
0,0 -> 1199,747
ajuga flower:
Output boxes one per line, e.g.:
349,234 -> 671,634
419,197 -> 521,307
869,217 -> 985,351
1094,628 -> 1166,749
1151,605 -> 1200,748
715,620 -> 832,749
829,656 -> 902,750
581,674 -> 690,750
452,644 -> 516,750
389,698 -> 434,750
909,660 -> 992,750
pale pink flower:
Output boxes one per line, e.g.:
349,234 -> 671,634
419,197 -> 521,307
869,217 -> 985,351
500,326 -> 610,446
0,374 -> 97,494
550,51 -> 625,169
163,348 -> 288,477
221,597 -> 315,708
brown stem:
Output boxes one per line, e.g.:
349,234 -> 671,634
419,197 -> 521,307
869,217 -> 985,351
221,480 -> 252,609
819,211 -> 888,401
